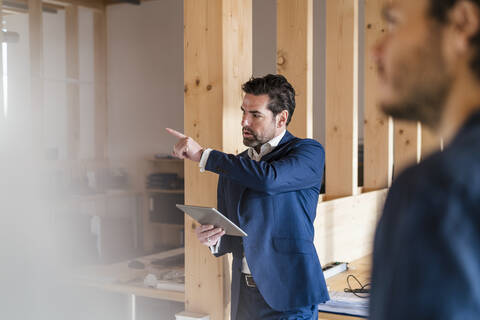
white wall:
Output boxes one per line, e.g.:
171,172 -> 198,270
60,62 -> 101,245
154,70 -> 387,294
106,0 -> 184,161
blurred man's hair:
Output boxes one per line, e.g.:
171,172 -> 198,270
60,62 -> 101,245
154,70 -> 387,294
242,74 -> 296,126
430,0 -> 480,79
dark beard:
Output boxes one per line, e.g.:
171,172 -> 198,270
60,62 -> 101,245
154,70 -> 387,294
243,136 -> 261,148
381,81 -> 450,130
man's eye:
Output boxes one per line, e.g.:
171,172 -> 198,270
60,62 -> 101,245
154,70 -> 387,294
253,114 -> 260,118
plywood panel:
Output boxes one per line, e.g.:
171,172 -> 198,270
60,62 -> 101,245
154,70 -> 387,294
314,189 -> 387,264
66,5 -> 80,160
325,0 -> 359,198
394,120 -> 420,178
364,0 -> 393,190
184,1 -> 251,319
277,0 -> 313,138
94,11 -> 107,160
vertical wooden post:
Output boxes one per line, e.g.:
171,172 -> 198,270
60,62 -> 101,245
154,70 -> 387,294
325,0 -> 359,198
363,0 -> 393,190
94,10 -> 107,161
29,0 -> 44,147
394,120 -> 421,178
66,5 -> 80,160
277,0 -> 313,139
421,125 -> 441,160
184,1 -> 252,319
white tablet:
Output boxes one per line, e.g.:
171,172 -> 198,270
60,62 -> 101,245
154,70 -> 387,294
176,204 -> 247,237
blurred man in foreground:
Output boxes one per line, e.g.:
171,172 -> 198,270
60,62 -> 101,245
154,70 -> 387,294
371,0 -> 480,319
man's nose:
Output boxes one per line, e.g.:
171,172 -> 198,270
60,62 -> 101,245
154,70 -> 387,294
241,116 -> 249,127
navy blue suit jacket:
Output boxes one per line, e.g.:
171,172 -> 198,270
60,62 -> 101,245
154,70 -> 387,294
370,111 -> 480,319
205,131 -> 329,316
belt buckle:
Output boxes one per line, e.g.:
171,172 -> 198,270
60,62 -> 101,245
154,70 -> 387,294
244,274 -> 256,287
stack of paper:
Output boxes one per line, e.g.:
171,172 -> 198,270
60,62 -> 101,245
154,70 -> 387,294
318,291 -> 369,318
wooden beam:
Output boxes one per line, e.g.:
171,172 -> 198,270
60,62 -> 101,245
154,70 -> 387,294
314,189 -> 387,264
363,0 -> 393,190
421,125 -> 441,160
184,1 -> 252,319
29,0 -> 43,147
393,120 -> 420,178
325,0 -> 359,198
4,0 -> 65,12
276,0 -> 313,138
66,4 -> 79,160
3,8 -> 22,14
43,0 -> 104,11
222,0 -> 252,154
94,11 -> 107,160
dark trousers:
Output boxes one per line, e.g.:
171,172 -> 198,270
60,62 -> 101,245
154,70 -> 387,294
236,273 -> 319,320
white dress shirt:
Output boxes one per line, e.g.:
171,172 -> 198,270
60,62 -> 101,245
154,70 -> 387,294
199,130 -> 286,274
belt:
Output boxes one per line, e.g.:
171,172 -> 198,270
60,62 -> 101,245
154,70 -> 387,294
243,274 -> 256,288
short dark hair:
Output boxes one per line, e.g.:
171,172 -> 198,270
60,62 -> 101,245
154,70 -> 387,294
429,0 -> 480,79
242,74 -> 296,126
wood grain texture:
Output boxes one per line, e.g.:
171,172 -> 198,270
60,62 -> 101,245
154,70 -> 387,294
421,125 -> 441,160
184,1 -> 251,319
393,120 -> 420,178
363,0 -> 393,190
277,0 -> 313,138
314,189 -> 387,265
325,0 -> 359,198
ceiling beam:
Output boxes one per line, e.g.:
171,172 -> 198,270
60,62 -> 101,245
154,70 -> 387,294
4,0 -> 62,13
43,0 -> 104,12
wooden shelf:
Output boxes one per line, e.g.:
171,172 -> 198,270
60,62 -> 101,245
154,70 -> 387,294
148,158 -> 184,164
146,189 -> 184,194
80,281 -> 185,302
72,248 -> 185,303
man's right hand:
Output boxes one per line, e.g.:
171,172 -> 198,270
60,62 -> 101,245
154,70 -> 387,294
195,224 -> 225,247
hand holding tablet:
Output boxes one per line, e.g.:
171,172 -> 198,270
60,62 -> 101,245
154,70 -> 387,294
176,204 -> 247,237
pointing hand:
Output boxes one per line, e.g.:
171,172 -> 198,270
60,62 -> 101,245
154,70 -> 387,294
166,128 -> 204,162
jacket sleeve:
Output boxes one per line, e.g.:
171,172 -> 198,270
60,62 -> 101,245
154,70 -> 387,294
204,139 -> 325,195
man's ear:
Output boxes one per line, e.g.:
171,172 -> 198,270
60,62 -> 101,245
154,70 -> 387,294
449,1 -> 480,52
277,110 -> 289,128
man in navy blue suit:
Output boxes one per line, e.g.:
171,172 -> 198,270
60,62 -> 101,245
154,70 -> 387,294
167,74 -> 328,319
370,0 -> 480,319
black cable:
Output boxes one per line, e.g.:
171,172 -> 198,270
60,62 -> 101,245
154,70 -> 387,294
344,274 -> 371,298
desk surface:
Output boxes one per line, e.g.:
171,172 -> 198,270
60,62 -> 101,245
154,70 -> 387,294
72,248 -> 185,302
319,255 -> 372,320
73,251 -> 372,310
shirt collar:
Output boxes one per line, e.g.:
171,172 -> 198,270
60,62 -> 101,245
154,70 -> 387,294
248,129 -> 286,159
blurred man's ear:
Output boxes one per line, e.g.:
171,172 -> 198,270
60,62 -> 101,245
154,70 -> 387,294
449,1 -> 480,52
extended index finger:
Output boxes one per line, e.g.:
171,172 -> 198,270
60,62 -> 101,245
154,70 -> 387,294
166,128 -> 187,139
